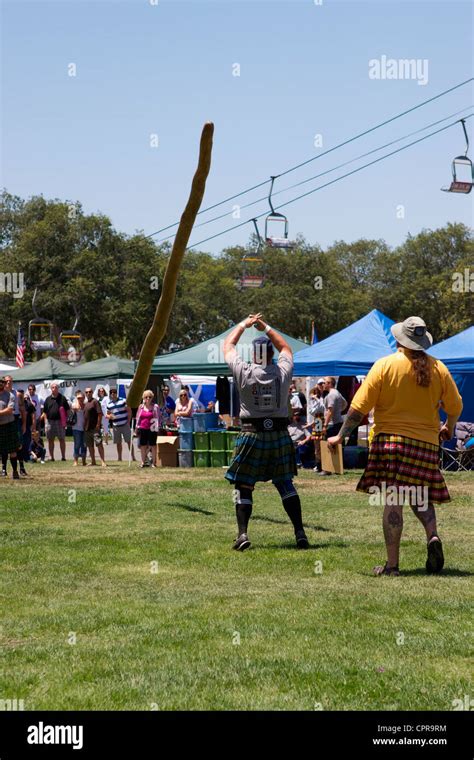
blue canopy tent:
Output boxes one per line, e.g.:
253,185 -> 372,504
292,309 -> 396,376
428,325 -> 474,422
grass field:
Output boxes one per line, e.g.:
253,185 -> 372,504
1,464 -> 472,711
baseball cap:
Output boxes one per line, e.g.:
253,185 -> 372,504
252,336 -> 273,351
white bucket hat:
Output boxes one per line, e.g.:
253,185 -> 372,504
391,316 -> 433,351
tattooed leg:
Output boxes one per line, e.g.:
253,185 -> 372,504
410,502 -> 438,542
383,504 -> 403,568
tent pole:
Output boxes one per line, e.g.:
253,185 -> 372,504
128,417 -> 135,468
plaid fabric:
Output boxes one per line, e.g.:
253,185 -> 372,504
225,429 -> 297,486
0,420 -> 21,454
357,434 -> 450,504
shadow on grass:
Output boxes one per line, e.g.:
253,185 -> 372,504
252,514 -> 330,532
263,541 -> 348,551
400,567 -> 473,578
166,502 -> 215,516
358,567 -> 473,578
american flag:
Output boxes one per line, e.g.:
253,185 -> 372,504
16,324 -> 26,368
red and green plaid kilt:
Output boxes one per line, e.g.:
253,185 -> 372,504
225,430 -> 297,487
0,420 -> 21,455
357,434 -> 450,504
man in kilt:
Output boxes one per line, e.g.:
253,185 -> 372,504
0,376 -> 21,480
223,314 -> 309,551
328,316 -> 463,576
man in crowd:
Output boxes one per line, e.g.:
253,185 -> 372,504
84,388 -> 107,467
3,375 -> 28,476
41,382 -> 70,462
26,384 -> 42,426
288,410 -> 313,468
106,388 -> 135,462
160,385 -> 176,425
319,376 -> 347,477
0,376 -> 21,479
17,389 -> 36,462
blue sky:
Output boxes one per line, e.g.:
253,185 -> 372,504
2,0 -> 473,254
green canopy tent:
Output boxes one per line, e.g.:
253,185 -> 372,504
59,356 -> 136,380
10,357 -> 74,382
150,325 -> 309,376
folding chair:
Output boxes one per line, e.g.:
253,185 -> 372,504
441,421 -> 474,472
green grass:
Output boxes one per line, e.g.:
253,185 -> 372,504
0,466 -> 472,710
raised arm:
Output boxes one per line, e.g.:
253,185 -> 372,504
223,314 -> 262,363
254,317 -> 293,360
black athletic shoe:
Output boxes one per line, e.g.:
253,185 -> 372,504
233,533 -> 251,552
295,529 -> 309,549
19,468 -> 28,477
12,471 -> 20,480
426,538 -> 444,574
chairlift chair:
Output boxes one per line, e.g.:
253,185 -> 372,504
58,307 -> 83,363
265,176 -> 293,248
239,219 -> 266,289
28,289 -> 56,352
441,119 -> 473,194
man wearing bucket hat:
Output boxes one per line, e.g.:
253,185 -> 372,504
327,316 -> 463,576
223,314 -> 309,551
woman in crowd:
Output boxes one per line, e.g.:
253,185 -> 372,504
174,389 -> 194,428
136,390 -> 161,468
71,390 -> 87,466
97,387 -> 110,443
308,380 -> 326,472
328,316 -> 463,576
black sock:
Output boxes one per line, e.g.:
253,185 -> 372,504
2,453 -> 7,470
234,485 -> 253,535
11,457 -> 18,473
281,493 -> 304,533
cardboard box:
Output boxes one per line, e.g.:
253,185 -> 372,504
156,436 -> 179,467
320,440 -> 344,474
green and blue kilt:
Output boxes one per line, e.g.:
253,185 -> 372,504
357,433 -> 450,504
225,430 -> 297,487
0,420 -> 21,455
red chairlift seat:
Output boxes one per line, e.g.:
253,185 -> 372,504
441,156 -> 473,194
441,119 -> 473,194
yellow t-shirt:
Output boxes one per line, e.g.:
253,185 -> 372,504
351,350 -> 463,446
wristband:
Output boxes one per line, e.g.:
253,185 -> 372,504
239,321 -> 246,329
264,324 -> 271,334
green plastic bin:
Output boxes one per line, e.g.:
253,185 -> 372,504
193,449 -> 210,468
209,429 -> 227,451
193,431 -> 209,450
226,430 -> 240,449
210,450 -> 227,467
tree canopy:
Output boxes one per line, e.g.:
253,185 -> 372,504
0,189 -> 472,360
